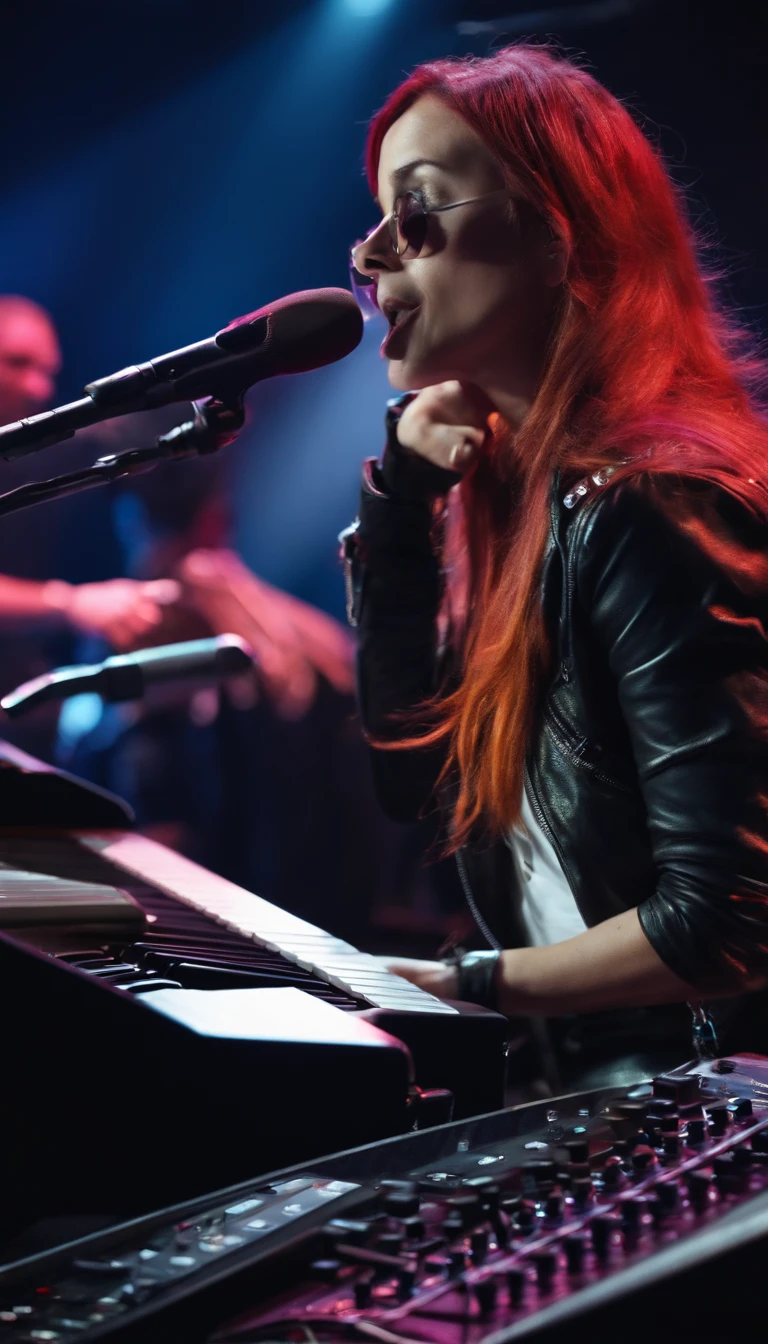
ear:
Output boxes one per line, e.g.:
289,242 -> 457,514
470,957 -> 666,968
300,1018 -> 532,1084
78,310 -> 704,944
542,236 -> 568,288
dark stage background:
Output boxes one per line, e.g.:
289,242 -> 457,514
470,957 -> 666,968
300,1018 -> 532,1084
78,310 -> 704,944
0,0 -> 765,946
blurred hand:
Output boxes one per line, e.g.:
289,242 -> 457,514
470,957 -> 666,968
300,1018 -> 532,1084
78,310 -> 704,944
374,956 -> 459,1000
64,578 -> 181,650
396,380 -> 494,472
178,548 -> 355,719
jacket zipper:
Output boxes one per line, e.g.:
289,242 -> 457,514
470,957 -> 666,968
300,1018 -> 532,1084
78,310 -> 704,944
523,762 -> 586,921
455,847 -> 502,951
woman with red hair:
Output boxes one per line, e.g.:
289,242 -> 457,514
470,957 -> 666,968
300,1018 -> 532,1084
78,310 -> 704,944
345,44 -> 768,1062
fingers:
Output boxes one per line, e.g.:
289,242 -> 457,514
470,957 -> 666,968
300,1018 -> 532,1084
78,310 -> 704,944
143,578 -> 182,605
396,381 -> 493,473
448,437 -> 478,470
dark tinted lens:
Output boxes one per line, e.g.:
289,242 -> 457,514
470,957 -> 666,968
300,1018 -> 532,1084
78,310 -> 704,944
394,194 -> 428,257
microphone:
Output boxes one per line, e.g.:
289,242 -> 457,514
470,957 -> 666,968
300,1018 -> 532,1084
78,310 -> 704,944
0,288 -> 364,459
0,635 -> 254,717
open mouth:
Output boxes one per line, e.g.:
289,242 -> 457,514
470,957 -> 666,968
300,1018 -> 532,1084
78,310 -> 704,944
382,298 -> 419,327
381,303 -> 420,355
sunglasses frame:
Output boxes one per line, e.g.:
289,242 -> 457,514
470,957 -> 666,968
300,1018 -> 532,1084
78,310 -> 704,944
350,187 -> 509,317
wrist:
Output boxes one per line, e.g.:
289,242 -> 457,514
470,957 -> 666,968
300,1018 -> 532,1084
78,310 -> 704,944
447,948 -> 502,1012
41,579 -> 74,622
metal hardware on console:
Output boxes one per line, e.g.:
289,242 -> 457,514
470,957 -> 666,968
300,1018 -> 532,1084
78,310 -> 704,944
2,1054 -> 768,1342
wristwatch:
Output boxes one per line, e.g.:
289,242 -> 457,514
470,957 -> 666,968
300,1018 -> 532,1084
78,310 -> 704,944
446,947 -> 502,1012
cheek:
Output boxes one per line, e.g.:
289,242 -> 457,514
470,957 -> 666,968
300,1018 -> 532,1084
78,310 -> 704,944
422,259 -> 541,357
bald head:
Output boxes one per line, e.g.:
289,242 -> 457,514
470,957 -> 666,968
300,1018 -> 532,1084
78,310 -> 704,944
0,296 -> 61,423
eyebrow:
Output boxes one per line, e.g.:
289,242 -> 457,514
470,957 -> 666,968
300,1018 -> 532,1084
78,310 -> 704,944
390,157 -> 450,187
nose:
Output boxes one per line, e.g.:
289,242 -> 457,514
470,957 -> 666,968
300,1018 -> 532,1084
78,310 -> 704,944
351,216 -> 401,283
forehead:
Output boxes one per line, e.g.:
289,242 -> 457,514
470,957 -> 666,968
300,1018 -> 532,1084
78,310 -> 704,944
376,94 -> 495,199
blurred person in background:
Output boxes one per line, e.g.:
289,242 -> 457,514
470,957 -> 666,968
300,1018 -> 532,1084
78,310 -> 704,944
0,295 -> 180,757
0,295 -> 442,945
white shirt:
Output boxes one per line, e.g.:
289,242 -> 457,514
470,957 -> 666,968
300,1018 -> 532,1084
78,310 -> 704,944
508,790 -> 587,947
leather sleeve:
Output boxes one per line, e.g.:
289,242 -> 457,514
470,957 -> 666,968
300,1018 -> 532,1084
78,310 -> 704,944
578,475 -> 768,993
354,436 -> 458,822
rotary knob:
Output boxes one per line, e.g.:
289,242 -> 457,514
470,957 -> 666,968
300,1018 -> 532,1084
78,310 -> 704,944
377,1232 -> 405,1255
532,1249 -> 558,1290
601,1157 -> 625,1191
591,1213 -> 621,1258
686,1170 -> 714,1212
563,1233 -> 587,1274
354,1277 -> 373,1309
513,1200 -> 537,1233
562,1138 -> 589,1164
686,1118 -> 707,1145
507,1267 -> 526,1306
662,1134 -> 682,1160
713,1153 -> 749,1193
655,1179 -> 680,1211
384,1191 -> 421,1219
707,1106 -> 730,1137
631,1145 -> 656,1173
544,1192 -> 564,1221
445,1193 -> 482,1227
522,1158 -> 557,1185
474,1278 -> 498,1317
572,1177 -> 593,1207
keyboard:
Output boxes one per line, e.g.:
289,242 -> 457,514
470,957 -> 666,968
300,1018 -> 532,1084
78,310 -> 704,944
0,743 -> 507,1244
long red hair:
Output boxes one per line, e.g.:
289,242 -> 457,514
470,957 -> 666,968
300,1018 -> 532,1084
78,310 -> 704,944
365,45 -> 768,846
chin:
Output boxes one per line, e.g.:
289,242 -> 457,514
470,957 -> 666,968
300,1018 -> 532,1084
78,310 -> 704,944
387,352 -> 463,393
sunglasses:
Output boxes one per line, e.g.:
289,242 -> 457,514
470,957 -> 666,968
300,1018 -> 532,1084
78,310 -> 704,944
350,188 -> 509,320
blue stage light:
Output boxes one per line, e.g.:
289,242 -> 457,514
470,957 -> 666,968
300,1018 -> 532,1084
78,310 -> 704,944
344,0 -> 393,16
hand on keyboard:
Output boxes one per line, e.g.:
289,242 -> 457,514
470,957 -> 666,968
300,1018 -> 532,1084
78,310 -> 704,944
375,956 -> 459,999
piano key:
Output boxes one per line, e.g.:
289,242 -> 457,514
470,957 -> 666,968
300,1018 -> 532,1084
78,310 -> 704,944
73,832 -> 457,1016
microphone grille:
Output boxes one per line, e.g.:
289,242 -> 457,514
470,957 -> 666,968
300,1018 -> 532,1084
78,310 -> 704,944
216,288 -> 363,373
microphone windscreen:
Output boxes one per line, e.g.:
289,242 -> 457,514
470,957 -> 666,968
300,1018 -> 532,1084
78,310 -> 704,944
216,288 -> 364,376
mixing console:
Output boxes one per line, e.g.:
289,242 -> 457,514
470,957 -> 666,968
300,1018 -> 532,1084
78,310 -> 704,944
2,1054 -> 768,1342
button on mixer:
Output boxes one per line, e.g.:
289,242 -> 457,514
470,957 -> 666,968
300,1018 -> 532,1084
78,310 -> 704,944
652,1073 -> 701,1106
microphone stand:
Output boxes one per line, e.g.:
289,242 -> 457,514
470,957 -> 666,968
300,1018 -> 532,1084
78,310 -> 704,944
0,395 -> 244,520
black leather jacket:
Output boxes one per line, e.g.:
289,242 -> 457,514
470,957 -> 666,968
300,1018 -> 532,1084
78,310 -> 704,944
345,420 -> 768,1003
